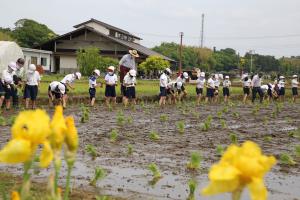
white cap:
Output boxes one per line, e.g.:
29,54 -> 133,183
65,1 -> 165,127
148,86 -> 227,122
8,62 -> 17,71
242,74 -> 248,79
225,75 -> 229,79
28,64 -> 36,73
108,66 -> 115,71
58,83 -> 66,94
75,72 -> 82,79
165,68 -> 172,74
214,74 -> 219,79
200,72 -> 205,77
279,76 -> 285,79
4,75 -> 13,84
129,69 -> 137,77
94,69 -> 100,76
292,75 -> 298,78
176,81 -> 183,89
218,74 -> 224,80
183,72 -> 189,79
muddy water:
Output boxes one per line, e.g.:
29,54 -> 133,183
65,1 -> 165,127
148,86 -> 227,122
0,102 -> 300,199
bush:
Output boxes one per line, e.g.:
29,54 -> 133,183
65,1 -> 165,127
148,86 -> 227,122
139,55 -> 170,73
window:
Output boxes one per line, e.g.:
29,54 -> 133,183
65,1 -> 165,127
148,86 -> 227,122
41,57 -> 47,66
31,57 -> 37,65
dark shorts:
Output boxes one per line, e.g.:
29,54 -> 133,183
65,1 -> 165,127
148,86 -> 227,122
159,87 -> 167,97
0,81 -> 5,97
267,88 -> 272,97
292,87 -> 298,96
105,85 -> 116,97
121,85 -> 126,96
206,88 -> 214,98
196,88 -> 203,95
48,86 -> 62,99
223,87 -> 230,96
24,85 -> 38,100
279,87 -> 285,96
89,88 -> 96,99
243,87 -> 250,95
125,87 -> 136,99
4,86 -> 13,100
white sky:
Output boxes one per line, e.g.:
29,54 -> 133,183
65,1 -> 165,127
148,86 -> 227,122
1,0 -> 300,57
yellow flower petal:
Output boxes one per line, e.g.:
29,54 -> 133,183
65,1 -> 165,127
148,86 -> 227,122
11,191 -> 20,200
65,116 -> 78,152
241,141 -> 262,157
220,144 -> 239,164
39,141 -> 54,168
50,106 -> 67,150
248,178 -> 268,200
12,109 -> 51,145
0,139 -> 33,164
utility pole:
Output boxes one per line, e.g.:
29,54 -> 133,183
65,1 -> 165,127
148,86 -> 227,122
179,32 -> 184,74
249,50 -> 255,73
200,13 -> 205,48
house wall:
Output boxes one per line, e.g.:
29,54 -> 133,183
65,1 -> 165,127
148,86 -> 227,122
22,48 -> 52,71
77,22 -> 110,35
59,55 -> 78,74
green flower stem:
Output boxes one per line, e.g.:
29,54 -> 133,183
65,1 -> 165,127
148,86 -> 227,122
232,187 -> 243,200
21,160 -> 33,199
54,159 -> 61,196
63,161 -> 74,200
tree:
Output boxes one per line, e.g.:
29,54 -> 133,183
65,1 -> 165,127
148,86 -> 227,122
139,56 -> 170,73
0,32 -> 14,41
12,19 -> 57,47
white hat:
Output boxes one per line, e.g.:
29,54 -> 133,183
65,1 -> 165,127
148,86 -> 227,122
129,50 -> 139,58
4,75 -> 13,84
214,74 -> 219,79
218,74 -> 224,80
279,76 -> 285,79
28,64 -> 36,73
75,72 -> 82,79
165,68 -> 172,74
292,75 -> 298,78
183,72 -> 189,79
8,62 -> 17,71
176,81 -> 183,89
108,66 -> 115,71
200,72 -> 205,77
94,69 -> 100,76
225,75 -> 229,79
129,69 -> 137,77
58,83 -> 66,94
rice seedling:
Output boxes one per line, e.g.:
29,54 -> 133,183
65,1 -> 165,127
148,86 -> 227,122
263,136 -> 272,142
126,116 -> 133,124
288,129 -> 300,138
222,106 -> 229,113
280,153 -> 296,165
176,121 -> 185,134
295,145 -> 300,157
148,163 -> 162,179
217,110 -> 223,119
201,115 -> 212,131
216,145 -> 225,156
85,144 -> 98,160
80,103 -> 90,123
220,119 -> 227,129
187,179 -> 197,200
108,104 -> 113,112
232,111 -> 239,118
127,144 -> 133,155
252,105 -> 260,115
229,132 -> 238,144
160,114 -> 168,122
263,116 -> 269,125
187,151 -> 202,170
7,115 -> 16,125
149,130 -> 160,141
116,111 -> 125,126
90,167 -> 106,186
110,129 -> 118,143
192,111 -> 200,118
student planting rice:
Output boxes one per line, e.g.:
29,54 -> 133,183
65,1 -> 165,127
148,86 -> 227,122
123,69 -> 137,107
166,81 -> 177,104
223,75 -> 231,103
196,72 -> 206,105
291,75 -> 299,103
241,74 -> 251,104
89,69 -> 101,107
251,73 -> 263,103
60,72 -> 81,108
205,74 -> 215,103
213,74 -> 222,103
105,66 -> 118,107
48,81 -> 65,107
23,64 -> 41,109
176,72 -> 189,101
2,62 -> 17,110
159,68 -> 172,107
278,76 -> 285,102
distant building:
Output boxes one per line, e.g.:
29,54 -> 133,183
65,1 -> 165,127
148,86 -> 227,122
36,18 -> 174,73
22,47 -> 52,71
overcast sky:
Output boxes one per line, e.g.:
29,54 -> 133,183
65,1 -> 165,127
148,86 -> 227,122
1,0 -> 300,57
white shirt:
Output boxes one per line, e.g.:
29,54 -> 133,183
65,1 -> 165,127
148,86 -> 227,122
278,80 -> 285,88
196,77 -> 206,89
252,75 -> 262,87
223,80 -> 231,88
214,79 -> 220,87
89,75 -> 97,88
2,69 -> 15,84
123,74 -> 136,87
105,73 -> 118,85
243,79 -> 252,87
176,76 -> 186,85
261,85 -> 268,93
207,78 -> 215,88
292,79 -> 299,88
61,74 -> 76,84
160,73 -> 168,87
26,71 -> 40,86
50,81 -> 60,91
119,54 -> 136,70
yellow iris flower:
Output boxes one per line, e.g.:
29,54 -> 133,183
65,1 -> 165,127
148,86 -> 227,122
49,106 -> 67,150
65,116 -> 78,153
201,141 -> 276,200
11,191 -> 20,200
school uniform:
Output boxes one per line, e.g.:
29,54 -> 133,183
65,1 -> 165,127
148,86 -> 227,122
48,81 -> 63,99
242,78 -> 251,95
176,76 -> 186,93
206,78 -> 215,98
2,70 -> 15,100
291,79 -> 298,96
214,79 -> 220,95
278,80 -> 285,96
105,73 -> 118,97
123,74 -> 137,99
223,80 -> 231,96
24,71 -> 40,101
159,73 -> 168,97
60,74 -> 76,94
251,75 -> 263,103
89,75 -> 97,100
196,77 -> 205,95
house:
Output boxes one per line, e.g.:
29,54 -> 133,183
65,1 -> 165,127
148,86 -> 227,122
22,47 -> 52,71
36,18 -> 175,73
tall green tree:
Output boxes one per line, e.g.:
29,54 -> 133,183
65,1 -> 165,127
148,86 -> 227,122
12,19 -> 57,47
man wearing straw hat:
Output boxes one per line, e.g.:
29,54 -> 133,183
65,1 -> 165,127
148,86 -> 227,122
119,49 -> 139,96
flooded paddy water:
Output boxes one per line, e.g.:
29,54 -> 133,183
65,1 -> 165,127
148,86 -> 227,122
0,101 -> 299,199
